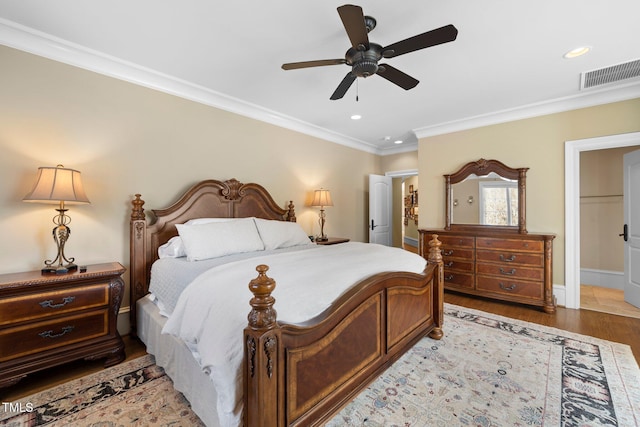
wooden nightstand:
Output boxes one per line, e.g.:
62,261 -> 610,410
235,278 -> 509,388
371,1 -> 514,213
316,237 -> 350,245
0,262 -> 126,388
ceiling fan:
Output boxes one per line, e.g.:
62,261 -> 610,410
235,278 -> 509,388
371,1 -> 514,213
281,4 -> 458,100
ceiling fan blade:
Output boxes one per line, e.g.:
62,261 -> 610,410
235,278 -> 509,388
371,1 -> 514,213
337,4 -> 369,51
330,72 -> 357,100
383,24 -> 458,58
282,59 -> 346,70
376,64 -> 419,90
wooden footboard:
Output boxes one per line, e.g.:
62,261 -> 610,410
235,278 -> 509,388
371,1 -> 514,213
244,235 -> 444,427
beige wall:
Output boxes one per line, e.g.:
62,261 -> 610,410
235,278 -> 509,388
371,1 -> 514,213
580,146 -> 639,272
418,98 -> 640,287
380,150 -> 418,172
0,46 -> 382,307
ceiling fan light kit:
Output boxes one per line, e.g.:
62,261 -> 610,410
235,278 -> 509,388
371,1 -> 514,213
282,4 -> 458,100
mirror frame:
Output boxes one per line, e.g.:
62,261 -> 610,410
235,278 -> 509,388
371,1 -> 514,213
445,158 -> 529,234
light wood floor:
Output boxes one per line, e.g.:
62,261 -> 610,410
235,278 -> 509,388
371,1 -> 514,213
581,284 -> 640,319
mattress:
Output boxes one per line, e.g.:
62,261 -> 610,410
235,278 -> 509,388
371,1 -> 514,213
137,295 -> 219,427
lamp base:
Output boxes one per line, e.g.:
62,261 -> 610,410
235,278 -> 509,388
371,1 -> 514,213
315,236 -> 328,242
42,263 -> 78,275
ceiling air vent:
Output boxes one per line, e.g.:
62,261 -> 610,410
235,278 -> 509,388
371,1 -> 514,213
580,59 -> 640,90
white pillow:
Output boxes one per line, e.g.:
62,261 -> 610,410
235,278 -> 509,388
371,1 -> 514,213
176,218 -> 264,261
157,218 -> 248,258
254,218 -> 313,250
158,236 -> 186,258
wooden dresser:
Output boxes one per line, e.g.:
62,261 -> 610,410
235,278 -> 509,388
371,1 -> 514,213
0,262 -> 126,388
420,230 -> 555,313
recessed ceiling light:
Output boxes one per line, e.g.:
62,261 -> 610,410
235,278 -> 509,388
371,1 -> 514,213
564,46 -> 591,59
350,114 -> 362,120
394,140 -> 403,144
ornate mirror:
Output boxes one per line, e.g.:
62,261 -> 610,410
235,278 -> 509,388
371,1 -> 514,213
445,159 -> 528,233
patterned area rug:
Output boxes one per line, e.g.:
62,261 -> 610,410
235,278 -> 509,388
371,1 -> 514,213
1,304 -> 638,426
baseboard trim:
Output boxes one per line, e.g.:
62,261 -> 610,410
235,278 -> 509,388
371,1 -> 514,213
580,268 -> 624,290
403,236 -> 418,247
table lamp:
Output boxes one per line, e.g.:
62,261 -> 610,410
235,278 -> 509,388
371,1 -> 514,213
311,188 -> 333,242
23,164 -> 90,274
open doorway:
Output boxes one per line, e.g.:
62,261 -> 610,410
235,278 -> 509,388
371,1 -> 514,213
565,131 -> 640,314
386,169 -> 418,253
579,146 -> 640,319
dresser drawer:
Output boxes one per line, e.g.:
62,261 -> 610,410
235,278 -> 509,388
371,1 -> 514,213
443,259 -> 474,272
443,271 -> 474,289
476,276 -> 543,299
0,309 -> 109,361
476,263 -> 544,281
0,283 -> 109,326
441,248 -> 475,260
476,250 -> 543,267
437,235 -> 475,248
476,237 -> 543,253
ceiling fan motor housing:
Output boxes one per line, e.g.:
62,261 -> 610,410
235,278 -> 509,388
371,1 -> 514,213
346,43 -> 382,77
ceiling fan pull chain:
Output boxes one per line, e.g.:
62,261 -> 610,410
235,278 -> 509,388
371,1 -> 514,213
356,78 -> 359,101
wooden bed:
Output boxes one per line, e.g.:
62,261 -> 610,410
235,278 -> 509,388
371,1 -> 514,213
130,178 -> 444,427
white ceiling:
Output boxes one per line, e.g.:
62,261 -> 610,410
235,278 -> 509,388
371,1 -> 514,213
2,1 -> 640,155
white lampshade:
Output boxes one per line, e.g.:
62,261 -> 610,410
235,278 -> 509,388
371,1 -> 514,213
311,189 -> 333,208
23,165 -> 90,204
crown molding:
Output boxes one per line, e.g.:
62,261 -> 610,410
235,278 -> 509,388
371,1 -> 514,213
3,18 -> 637,156
414,80 -> 640,139
0,18 -> 381,154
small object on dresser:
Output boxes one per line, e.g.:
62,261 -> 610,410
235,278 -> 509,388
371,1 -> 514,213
315,237 -> 350,245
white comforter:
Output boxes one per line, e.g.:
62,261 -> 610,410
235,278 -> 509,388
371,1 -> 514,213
162,242 -> 427,427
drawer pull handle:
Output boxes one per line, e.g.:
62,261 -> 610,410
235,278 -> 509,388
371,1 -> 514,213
445,274 -> 454,281
442,249 -> 454,256
444,261 -> 454,267
39,296 -> 76,309
39,325 -> 74,339
499,282 -> 517,291
499,254 -> 516,262
499,268 -> 517,275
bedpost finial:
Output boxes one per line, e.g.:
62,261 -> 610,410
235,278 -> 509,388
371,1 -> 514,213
131,194 -> 145,221
286,200 -> 296,222
427,234 -> 443,263
247,264 -> 277,330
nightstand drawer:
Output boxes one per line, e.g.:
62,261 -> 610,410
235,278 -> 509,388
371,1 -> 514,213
0,283 -> 109,326
0,309 -> 109,361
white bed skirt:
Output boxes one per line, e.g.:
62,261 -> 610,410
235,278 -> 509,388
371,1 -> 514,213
137,295 -> 220,427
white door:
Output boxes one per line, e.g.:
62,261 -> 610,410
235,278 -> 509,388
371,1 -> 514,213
624,149 -> 640,308
369,174 -> 392,245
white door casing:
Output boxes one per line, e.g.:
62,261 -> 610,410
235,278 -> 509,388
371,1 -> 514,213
369,174 -> 392,245
565,132 -> 640,309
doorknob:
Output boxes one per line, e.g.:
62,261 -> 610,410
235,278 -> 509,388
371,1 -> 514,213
371,219 -> 378,231
619,224 -> 628,242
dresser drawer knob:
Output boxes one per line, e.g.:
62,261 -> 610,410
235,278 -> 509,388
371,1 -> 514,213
499,282 -> 517,291
39,296 -> 76,309
444,261 -> 454,267
445,274 -> 454,281
499,254 -> 516,262
442,249 -> 454,256
38,325 -> 74,339
499,268 -> 517,275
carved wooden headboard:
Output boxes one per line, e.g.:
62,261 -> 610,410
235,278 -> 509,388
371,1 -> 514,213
129,178 -> 296,333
